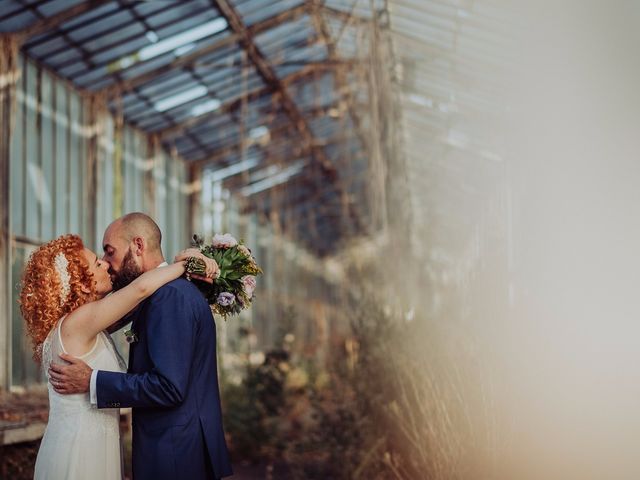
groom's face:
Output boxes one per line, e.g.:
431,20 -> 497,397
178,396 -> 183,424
102,223 -> 143,291
110,247 -> 143,291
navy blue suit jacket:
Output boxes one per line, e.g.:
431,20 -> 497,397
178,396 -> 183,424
96,279 -> 233,479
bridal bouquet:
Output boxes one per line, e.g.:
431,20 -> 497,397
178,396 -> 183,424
185,233 -> 262,319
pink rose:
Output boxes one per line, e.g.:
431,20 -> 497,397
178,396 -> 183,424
242,275 -> 257,298
212,233 -> 238,248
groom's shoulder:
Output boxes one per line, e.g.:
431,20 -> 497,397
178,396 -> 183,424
153,278 -> 204,302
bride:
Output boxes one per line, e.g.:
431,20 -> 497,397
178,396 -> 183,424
19,233 -> 215,480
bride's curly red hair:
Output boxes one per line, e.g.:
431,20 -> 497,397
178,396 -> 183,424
19,234 -> 96,362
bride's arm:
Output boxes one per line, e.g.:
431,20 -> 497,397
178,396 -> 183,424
100,252 -> 217,335
64,262 -> 188,343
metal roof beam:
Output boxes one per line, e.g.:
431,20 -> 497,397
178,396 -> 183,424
322,5 -> 373,25
189,125 -> 307,170
213,0 -> 335,173
193,58 -> 360,70
155,62 -> 337,140
97,2 -> 310,98
213,0 -> 365,236
155,87 -> 264,140
151,63 -> 358,140
186,123 -> 294,168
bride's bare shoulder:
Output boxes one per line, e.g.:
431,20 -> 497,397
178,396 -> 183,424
59,306 -> 98,357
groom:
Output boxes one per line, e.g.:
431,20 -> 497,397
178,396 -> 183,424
49,212 -> 233,479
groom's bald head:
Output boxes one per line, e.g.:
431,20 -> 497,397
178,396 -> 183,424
118,212 -> 162,254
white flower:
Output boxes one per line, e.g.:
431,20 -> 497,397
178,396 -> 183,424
211,233 -> 238,248
54,252 -> 71,306
241,275 -> 256,298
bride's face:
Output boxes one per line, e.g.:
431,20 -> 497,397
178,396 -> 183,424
82,248 -> 113,297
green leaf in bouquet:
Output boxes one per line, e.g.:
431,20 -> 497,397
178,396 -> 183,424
226,271 -> 244,281
217,251 -> 232,268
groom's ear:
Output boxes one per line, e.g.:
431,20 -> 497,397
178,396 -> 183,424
132,236 -> 145,256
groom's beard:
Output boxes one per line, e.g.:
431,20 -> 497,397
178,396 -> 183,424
111,248 -> 143,291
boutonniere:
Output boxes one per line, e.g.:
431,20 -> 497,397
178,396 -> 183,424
124,328 -> 138,344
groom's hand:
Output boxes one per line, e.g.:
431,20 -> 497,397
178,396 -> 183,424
48,353 -> 92,394
190,273 -> 214,284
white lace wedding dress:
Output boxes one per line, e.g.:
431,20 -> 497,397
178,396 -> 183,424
34,316 -> 127,480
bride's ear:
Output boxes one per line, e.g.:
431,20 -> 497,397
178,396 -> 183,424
80,282 -> 92,294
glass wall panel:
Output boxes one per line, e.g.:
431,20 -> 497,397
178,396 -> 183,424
40,71 -> 54,240
24,60 -> 38,239
132,131 -> 144,212
68,89 -> 82,235
10,55 -> 25,237
95,115 -> 115,250
10,243 -> 41,387
123,128 -> 135,214
154,151 -> 167,251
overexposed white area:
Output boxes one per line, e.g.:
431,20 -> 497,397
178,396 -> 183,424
391,1 -> 640,477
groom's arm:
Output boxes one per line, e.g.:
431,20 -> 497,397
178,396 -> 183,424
95,285 -> 195,409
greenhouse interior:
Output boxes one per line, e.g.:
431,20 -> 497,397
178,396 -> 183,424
2,1 -> 640,479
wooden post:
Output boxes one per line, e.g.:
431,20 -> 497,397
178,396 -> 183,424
84,95 -> 103,249
145,134 -> 159,217
0,35 -> 20,389
113,97 -> 124,219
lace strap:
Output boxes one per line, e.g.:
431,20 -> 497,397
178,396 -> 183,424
57,315 -> 99,359
102,332 -> 127,372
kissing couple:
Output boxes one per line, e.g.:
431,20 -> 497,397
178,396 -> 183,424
20,212 -> 233,480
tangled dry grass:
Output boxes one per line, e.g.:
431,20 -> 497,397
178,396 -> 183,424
222,299 -> 505,480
